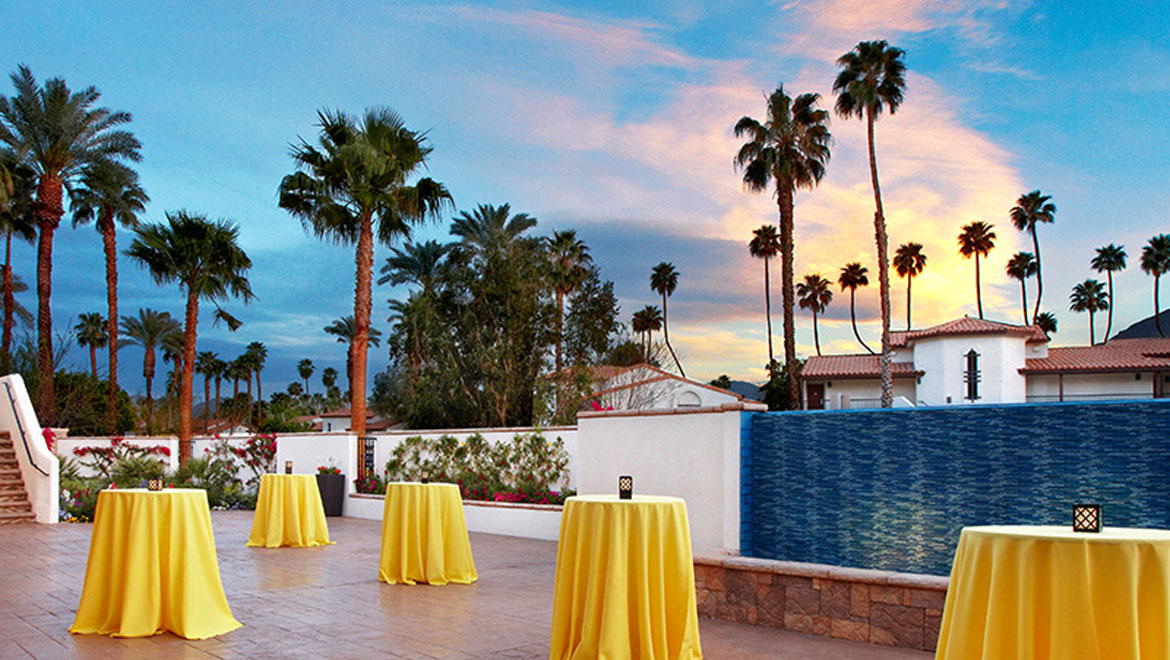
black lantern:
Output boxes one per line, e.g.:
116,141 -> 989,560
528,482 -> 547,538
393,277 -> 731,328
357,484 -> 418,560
420,470 -> 430,484
284,460 -> 293,475
1073,504 -> 1101,533
147,478 -> 162,491
618,475 -> 633,500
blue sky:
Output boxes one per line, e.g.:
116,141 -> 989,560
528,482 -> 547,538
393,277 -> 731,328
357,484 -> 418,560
3,1 -> 1169,396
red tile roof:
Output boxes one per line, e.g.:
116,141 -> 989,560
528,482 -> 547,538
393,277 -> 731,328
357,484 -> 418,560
1021,338 -> 1170,374
802,355 -> 923,380
894,317 -> 1047,346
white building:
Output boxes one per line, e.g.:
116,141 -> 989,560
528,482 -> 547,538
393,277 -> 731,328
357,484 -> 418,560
591,364 -> 746,411
802,317 -> 1170,409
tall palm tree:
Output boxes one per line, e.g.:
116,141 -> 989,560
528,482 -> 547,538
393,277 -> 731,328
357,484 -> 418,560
74,312 -> 107,378
0,156 -> 36,374
279,107 -> 451,437
747,224 -> 780,371
546,230 -> 592,379
126,210 -> 253,462
377,239 -> 449,295
209,355 -> 227,418
957,221 -> 997,319
796,273 -> 833,356
324,315 -> 382,394
195,350 -> 218,433
321,366 -> 338,392
1141,234 -> 1170,337
245,341 -> 267,423
229,356 -> 248,402
450,203 -> 536,258
631,305 -> 663,363
70,160 -> 148,432
119,308 -> 180,413
650,262 -> 684,376
892,242 -> 926,330
838,262 -> 874,354
0,65 -> 141,422
1091,244 -> 1127,342
298,358 -> 314,393
735,86 -> 832,406
1005,252 -> 1038,325
1034,312 -> 1057,337
1069,279 -> 1108,345
1009,190 -> 1056,321
834,40 -> 907,408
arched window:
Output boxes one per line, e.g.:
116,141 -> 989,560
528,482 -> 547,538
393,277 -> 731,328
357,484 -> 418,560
675,391 -> 702,408
963,349 -> 981,401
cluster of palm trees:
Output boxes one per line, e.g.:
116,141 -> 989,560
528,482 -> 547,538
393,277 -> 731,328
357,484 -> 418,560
627,262 -> 684,374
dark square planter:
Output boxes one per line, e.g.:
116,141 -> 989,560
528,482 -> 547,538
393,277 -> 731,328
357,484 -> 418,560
316,473 -> 345,517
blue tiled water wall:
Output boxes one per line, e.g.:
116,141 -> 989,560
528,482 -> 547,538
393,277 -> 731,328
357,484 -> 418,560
744,400 -> 1170,576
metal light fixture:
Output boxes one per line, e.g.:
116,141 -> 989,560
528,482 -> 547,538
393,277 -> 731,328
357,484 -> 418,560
147,479 -> 162,491
284,460 -> 293,475
618,475 -> 633,500
420,470 -> 430,484
1073,503 -> 1102,533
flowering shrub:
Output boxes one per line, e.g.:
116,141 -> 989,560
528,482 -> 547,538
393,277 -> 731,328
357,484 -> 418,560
353,473 -> 386,494
59,479 -> 100,522
73,437 -> 170,482
42,427 -> 55,452
231,433 -> 277,488
317,465 -> 341,475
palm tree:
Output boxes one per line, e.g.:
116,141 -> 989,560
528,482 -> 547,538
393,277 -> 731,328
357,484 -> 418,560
1091,244 -> 1127,342
630,305 -> 663,363
450,203 -> 536,258
892,242 -> 926,330
735,86 -> 832,406
119,308 -> 180,413
650,262 -> 684,376
209,355 -> 227,418
1009,190 -> 1056,322
546,230 -> 592,377
957,221 -> 997,319
1141,234 -> 1170,337
377,239 -> 449,295
1069,279 -> 1108,345
747,225 -> 780,370
321,366 -> 338,392
0,156 -> 36,374
228,356 -> 248,402
74,312 -> 107,378
324,315 -> 382,394
126,210 -> 253,462
1005,252 -> 1038,325
279,107 -> 451,437
245,341 -> 267,423
1034,311 -> 1058,337
834,40 -> 907,408
195,350 -> 218,433
298,358 -> 315,393
0,65 -> 141,422
796,274 -> 833,356
70,160 -> 148,432
838,263 -> 874,354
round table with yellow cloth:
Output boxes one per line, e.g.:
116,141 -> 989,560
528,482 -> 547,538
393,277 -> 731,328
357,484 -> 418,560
936,525 -> 1170,660
69,488 -> 242,639
247,474 -> 334,548
378,482 -> 477,585
549,494 -> 702,660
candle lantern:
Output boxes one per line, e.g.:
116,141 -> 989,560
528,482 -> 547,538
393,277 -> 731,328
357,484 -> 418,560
618,475 -> 633,500
147,479 -> 162,491
284,460 -> 293,475
1073,503 -> 1102,533
420,470 -> 430,484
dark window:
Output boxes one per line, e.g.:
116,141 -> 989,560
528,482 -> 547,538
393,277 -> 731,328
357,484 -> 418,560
963,349 -> 981,401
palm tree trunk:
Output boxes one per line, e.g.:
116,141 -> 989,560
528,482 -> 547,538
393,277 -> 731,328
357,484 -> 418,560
35,174 -> 62,424
1089,310 -> 1095,345
144,348 -> 154,411
865,111 -> 893,408
1020,281 -> 1029,326
100,215 -> 120,434
1104,271 -> 1114,342
813,309 -> 821,356
203,374 -> 210,434
1155,275 -> 1163,338
906,275 -> 912,331
89,346 -> 97,378
351,211 -> 374,437
2,232 -> 13,375
254,369 -> 262,426
762,257 -> 773,368
778,186 -> 798,409
179,289 -> 199,463
1030,226 -> 1043,321
214,376 -> 221,418
661,293 -> 685,377
850,291 -> 874,354
975,253 -> 983,319
555,290 -> 564,411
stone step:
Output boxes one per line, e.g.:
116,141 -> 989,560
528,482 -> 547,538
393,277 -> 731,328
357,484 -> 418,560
0,510 -> 35,524
0,499 -> 29,512
0,468 -> 20,479
0,478 -> 24,491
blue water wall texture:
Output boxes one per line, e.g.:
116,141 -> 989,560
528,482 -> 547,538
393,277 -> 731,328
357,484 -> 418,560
744,400 -> 1170,576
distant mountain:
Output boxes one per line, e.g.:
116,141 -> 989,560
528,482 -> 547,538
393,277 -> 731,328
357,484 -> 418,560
1112,310 -> 1170,340
727,380 -> 763,401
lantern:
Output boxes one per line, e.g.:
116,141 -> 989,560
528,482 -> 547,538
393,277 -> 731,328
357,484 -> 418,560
618,475 -> 633,500
284,460 -> 293,475
1073,503 -> 1102,533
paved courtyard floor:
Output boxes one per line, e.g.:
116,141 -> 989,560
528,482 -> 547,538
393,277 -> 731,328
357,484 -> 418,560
0,511 -> 930,659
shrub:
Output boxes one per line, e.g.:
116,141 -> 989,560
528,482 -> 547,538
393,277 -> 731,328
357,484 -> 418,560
110,454 -> 167,488
73,437 -> 170,482
232,433 -> 277,489
59,478 -> 103,522
353,473 -> 386,494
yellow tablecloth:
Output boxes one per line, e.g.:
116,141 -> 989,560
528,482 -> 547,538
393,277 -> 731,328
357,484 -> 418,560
247,474 -> 333,548
378,482 -> 477,585
550,495 -> 702,660
69,489 -> 241,639
936,525 -> 1170,660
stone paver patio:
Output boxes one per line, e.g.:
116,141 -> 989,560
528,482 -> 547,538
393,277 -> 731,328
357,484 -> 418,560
0,511 -> 930,659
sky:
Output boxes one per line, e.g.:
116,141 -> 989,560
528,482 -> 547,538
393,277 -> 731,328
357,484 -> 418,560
3,1 -> 1170,396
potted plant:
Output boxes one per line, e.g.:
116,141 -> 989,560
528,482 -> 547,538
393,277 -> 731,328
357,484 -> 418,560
316,463 -> 345,516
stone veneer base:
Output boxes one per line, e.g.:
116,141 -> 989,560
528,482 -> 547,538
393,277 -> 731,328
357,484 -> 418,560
694,551 -> 948,652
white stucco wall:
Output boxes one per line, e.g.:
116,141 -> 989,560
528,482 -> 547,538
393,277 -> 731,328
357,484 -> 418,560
914,334 -> 1027,405
576,406 -> 755,553
806,378 -> 917,409
0,375 -> 57,523
600,367 -> 741,411
1026,372 -> 1156,402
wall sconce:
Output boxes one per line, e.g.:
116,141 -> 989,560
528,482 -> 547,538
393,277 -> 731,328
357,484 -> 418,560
618,475 -> 633,500
147,479 -> 162,491
284,460 -> 293,474
1073,503 -> 1101,533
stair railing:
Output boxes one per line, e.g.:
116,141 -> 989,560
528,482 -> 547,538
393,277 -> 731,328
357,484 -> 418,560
5,381 -> 47,477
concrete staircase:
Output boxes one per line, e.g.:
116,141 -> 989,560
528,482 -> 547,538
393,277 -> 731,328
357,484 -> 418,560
0,432 -> 35,524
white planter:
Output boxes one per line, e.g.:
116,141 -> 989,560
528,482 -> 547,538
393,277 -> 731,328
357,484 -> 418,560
345,494 -> 563,541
